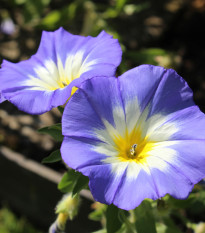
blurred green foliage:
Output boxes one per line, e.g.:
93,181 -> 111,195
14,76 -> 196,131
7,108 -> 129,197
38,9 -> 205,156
0,207 -> 44,233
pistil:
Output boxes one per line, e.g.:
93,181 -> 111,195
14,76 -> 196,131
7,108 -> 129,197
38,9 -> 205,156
129,144 -> 138,158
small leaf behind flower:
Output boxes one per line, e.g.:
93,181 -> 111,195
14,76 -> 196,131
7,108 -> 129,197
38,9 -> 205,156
42,149 -> 61,163
38,123 -> 63,142
57,106 -> 64,114
72,174 -> 89,196
134,200 -> 157,233
58,169 -> 89,195
89,203 -> 107,222
92,230 -> 107,233
58,169 -> 80,193
106,205 -> 123,233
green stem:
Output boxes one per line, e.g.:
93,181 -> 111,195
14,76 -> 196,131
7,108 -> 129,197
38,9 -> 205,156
118,210 -> 137,233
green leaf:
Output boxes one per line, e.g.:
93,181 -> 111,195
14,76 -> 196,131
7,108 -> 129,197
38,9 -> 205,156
58,169 -> 89,195
162,217 -> 183,233
58,169 -> 80,193
89,211 -> 103,222
57,106 -> 64,114
38,123 -> 63,142
116,0 -> 127,11
106,205 -> 123,233
41,149 -> 61,164
41,10 -> 61,28
92,230 -> 107,233
72,174 -> 89,196
49,123 -> 62,129
89,203 -> 107,222
127,48 -> 167,65
156,222 -> 182,233
134,200 -> 157,233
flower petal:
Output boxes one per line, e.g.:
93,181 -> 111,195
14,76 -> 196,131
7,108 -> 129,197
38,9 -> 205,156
157,106 -> 205,140
88,163 -> 128,205
148,68 -> 194,116
112,163 -> 159,210
0,28 -> 122,114
62,76 -> 125,138
61,137 -> 107,173
0,91 -> 5,103
146,140 -> 205,185
119,65 -> 166,113
118,65 -> 195,133
118,65 -> 194,118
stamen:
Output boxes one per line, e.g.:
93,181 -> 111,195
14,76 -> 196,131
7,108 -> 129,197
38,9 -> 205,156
130,144 -> 138,157
62,81 -> 67,87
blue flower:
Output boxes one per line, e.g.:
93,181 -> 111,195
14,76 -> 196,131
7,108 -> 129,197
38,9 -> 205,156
61,65 -> 205,210
0,27 -> 122,114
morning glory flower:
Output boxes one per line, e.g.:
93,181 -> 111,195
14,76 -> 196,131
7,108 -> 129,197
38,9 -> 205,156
61,65 -> 205,210
0,27 -> 122,114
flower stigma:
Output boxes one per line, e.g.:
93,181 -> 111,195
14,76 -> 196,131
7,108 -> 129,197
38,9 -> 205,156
129,144 -> 138,158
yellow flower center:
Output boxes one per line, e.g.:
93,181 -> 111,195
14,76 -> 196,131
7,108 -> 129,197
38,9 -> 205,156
113,127 -> 155,164
49,80 -> 78,98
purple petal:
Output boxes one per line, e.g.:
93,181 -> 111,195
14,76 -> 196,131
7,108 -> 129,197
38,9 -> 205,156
154,140 -> 205,185
3,85 -> 72,114
61,137 -> 107,174
148,67 -> 194,116
0,91 -> 5,103
160,106 -> 205,140
118,65 -> 194,116
62,76 -> 124,137
88,163 -> 128,205
113,166 -> 159,210
119,65 -> 166,112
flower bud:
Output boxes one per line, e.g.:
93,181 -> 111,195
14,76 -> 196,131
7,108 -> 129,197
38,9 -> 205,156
49,193 -> 80,232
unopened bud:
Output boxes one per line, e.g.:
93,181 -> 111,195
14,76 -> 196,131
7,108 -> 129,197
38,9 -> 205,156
56,193 -> 80,221
49,193 -> 80,233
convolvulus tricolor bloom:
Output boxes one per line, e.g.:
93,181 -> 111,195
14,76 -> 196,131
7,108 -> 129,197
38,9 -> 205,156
0,28 -> 122,114
61,65 -> 205,210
